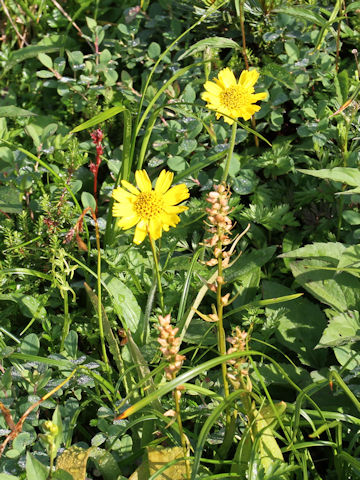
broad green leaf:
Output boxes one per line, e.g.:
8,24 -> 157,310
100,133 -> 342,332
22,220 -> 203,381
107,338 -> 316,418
52,405 -> 64,454
26,452 -> 48,480
38,52 -> 53,69
0,186 -> 22,213
337,245 -> 360,275
89,448 -> 122,480
18,294 -> 47,319
318,311 -> 360,348
262,63 -> 296,89
101,273 -> 143,340
263,281 -> 327,366
0,106 -> 36,117
225,246 -> 276,283
298,167 -> 360,187
342,210 -> 360,225
274,6 -> 325,26
279,242 -> 345,261
20,333 -> 40,356
0,475 -> 20,480
178,36 -> 240,61
2,44 -> 63,77
71,105 -> 126,133
81,192 -> 96,211
290,259 -> 360,311
346,1 -> 360,11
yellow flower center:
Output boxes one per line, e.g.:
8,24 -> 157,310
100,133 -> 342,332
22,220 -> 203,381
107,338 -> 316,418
220,86 -> 249,109
134,191 -> 163,219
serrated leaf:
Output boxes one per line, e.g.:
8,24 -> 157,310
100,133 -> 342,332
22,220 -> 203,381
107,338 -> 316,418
279,242 -> 345,261
263,281 -> 327,366
178,37 -> 239,61
318,311 -> 360,348
290,259 -> 360,311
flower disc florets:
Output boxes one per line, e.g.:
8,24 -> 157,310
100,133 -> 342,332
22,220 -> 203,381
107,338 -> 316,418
202,67 -> 267,124
112,170 -> 189,245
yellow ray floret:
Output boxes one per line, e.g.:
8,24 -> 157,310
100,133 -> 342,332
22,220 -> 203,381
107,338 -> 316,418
202,67 -> 267,125
112,169 -> 189,245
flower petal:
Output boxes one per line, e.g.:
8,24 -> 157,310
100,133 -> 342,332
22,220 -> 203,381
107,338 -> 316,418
163,184 -> 190,206
203,80 -> 223,95
117,214 -> 140,230
133,219 -> 148,245
164,205 -> 188,214
135,170 -> 152,192
238,69 -> 259,90
161,212 -> 181,227
215,67 -> 237,89
112,186 -> 136,203
120,180 -> 140,196
251,92 -> 267,102
112,200 -> 136,218
148,216 -> 162,240
155,170 -> 174,194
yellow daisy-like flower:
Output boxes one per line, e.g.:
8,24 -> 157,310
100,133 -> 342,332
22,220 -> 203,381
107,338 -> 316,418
201,67 -> 267,125
112,170 -> 189,245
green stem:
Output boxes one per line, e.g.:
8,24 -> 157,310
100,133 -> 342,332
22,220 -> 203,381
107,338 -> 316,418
221,122 -> 237,182
174,388 -> 191,480
60,291 -> 70,351
149,233 -> 165,314
94,214 -> 111,376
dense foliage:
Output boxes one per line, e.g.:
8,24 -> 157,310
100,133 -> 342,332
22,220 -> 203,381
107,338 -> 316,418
0,0 -> 360,479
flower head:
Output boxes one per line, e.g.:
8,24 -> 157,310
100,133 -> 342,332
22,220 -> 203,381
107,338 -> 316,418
202,67 -> 267,124
112,170 -> 189,245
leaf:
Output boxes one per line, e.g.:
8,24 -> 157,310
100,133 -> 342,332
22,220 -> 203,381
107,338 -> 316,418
101,273 -> 143,342
225,246 -> 277,283
279,242 -> 345,262
298,167 -> 360,187
337,245 -> 360,276
129,447 -> 188,480
20,333 -> 40,356
81,192 -> 96,211
2,44 -> 63,77
274,6 -> 326,26
262,63 -> 296,89
71,105 -> 126,133
317,311 -> 360,348
0,106 -> 36,117
89,448 -> 122,480
26,452 -> 48,480
56,446 -> 91,480
178,36 -> 240,61
0,186 -> 22,213
346,1 -> 360,11
290,259 -> 360,311
263,281 -> 327,366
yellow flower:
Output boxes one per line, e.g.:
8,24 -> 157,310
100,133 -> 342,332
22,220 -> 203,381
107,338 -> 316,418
202,67 -> 267,125
112,170 -> 189,245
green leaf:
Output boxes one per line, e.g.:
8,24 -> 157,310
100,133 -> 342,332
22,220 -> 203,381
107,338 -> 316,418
26,452 -> 48,480
342,210 -> 360,225
262,63 -> 296,89
18,294 -> 47,319
0,186 -> 22,213
298,167 -> 360,187
290,259 -> 360,311
318,311 -> 360,348
337,245 -> 360,275
101,273 -> 143,341
64,330 -> 78,358
38,52 -> 53,69
71,105 -> 126,133
225,246 -> 277,283
0,106 -> 36,118
2,44 -> 63,77
147,42 -> 161,59
178,36 -> 240,61
263,281 -> 327,366
279,242 -> 345,261
81,192 -> 96,211
274,6 -> 326,26
346,1 -> 360,11
89,448 -> 122,480
20,333 -> 40,356
0,475 -> 20,480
